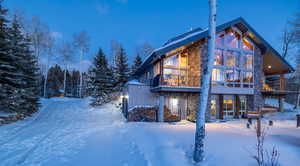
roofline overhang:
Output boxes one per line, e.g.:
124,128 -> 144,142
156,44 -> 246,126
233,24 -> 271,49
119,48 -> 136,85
134,17 -> 295,76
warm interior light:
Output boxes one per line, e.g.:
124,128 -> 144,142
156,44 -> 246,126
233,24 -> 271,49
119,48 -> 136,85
268,65 -> 272,69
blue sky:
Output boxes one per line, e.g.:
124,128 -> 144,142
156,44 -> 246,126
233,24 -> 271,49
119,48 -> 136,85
4,0 -> 300,69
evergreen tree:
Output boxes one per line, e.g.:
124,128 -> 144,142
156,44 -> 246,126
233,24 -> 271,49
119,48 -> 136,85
20,36 -> 41,114
131,55 -> 142,78
9,15 -> 40,114
0,1 -> 40,115
89,48 -> 114,106
113,45 -> 129,90
0,3 -> 18,113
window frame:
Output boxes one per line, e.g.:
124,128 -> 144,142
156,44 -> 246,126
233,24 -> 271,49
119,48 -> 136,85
212,27 -> 254,88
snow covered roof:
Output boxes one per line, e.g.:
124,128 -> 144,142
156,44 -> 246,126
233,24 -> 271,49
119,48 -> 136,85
134,17 -> 294,76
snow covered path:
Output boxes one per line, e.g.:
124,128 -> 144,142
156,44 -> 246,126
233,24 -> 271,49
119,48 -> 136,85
0,98 -> 147,166
0,98 -> 299,166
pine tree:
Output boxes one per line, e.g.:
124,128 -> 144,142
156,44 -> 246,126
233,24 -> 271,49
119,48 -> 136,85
0,2 -> 18,113
113,46 -> 130,90
9,15 -> 40,114
20,36 -> 41,114
0,2 -> 40,115
131,55 -> 142,78
89,48 -> 114,106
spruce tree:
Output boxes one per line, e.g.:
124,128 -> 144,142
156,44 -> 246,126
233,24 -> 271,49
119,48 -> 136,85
9,15 -> 40,114
131,55 -> 142,78
113,46 -> 129,90
89,48 -> 114,106
0,2 -> 18,113
20,36 -> 41,114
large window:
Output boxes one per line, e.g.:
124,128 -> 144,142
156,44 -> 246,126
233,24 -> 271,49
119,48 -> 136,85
212,28 -> 254,88
163,54 -> 188,86
225,51 -> 239,67
214,50 -> 223,66
243,53 -> 253,69
225,30 -> 240,49
242,38 -> 254,51
212,68 -> 223,82
216,34 -> 225,48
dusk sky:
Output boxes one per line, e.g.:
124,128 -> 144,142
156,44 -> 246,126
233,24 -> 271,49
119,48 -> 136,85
4,0 -> 300,69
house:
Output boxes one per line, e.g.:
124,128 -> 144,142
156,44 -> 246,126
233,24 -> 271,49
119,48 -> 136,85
122,17 -> 295,122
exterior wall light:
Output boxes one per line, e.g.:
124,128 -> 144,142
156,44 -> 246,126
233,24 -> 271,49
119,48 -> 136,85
268,65 -> 272,69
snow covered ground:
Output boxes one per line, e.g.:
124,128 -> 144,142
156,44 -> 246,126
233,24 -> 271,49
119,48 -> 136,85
265,98 -> 300,120
0,97 -> 299,166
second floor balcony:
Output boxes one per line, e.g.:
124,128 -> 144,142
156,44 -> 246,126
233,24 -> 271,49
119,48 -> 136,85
152,74 -> 200,88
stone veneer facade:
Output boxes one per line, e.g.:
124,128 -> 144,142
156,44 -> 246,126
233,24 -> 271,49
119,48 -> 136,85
253,47 -> 264,111
187,45 -> 201,87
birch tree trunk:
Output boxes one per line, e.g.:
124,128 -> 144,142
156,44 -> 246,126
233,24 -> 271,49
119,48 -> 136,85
294,76 -> 300,109
79,49 -> 83,98
193,0 -> 216,162
63,66 -> 67,96
43,54 -> 50,98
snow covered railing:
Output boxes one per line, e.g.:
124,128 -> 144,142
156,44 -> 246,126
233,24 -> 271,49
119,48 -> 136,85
128,105 -> 158,112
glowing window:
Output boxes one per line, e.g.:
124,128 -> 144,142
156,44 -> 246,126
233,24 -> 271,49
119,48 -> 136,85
214,49 -> 223,66
225,30 -> 241,49
216,34 -> 225,48
243,54 -> 253,69
225,51 -> 238,67
242,38 -> 254,51
212,68 -> 223,82
164,55 -> 179,67
243,72 -> 253,83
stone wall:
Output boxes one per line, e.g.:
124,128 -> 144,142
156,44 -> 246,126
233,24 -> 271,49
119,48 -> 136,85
186,44 -> 211,122
253,48 -> 264,111
187,93 -> 199,121
187,46 -> 201,87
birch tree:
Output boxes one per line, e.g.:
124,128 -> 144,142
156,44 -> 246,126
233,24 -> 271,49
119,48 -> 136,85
280,24 -> 295,59
193,0 -> 216,162
136,42 -> 154,58
43,34 -> 55,98
27,16 -> 50,59
290,13 -> 300,109
73,31 -> 90,98
58,41 -> 74,95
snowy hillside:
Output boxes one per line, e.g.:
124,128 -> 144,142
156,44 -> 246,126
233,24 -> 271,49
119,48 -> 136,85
0,98 -> 299,166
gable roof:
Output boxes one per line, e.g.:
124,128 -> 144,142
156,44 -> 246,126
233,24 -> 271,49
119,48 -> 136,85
135,17 -> 294,76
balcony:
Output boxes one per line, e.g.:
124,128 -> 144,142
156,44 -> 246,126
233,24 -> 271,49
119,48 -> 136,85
151,74 -> 201,92
261,75 -> 296,96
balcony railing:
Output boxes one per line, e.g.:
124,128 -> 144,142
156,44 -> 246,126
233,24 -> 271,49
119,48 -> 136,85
152,74 -> 200,87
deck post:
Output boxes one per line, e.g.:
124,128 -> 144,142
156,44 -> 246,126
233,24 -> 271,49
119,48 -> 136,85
279,74 -> 285,91
279,96 -> 284,112
158,95 -> 165,122
218,94 -> 224,120
234,95 -> 240,119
